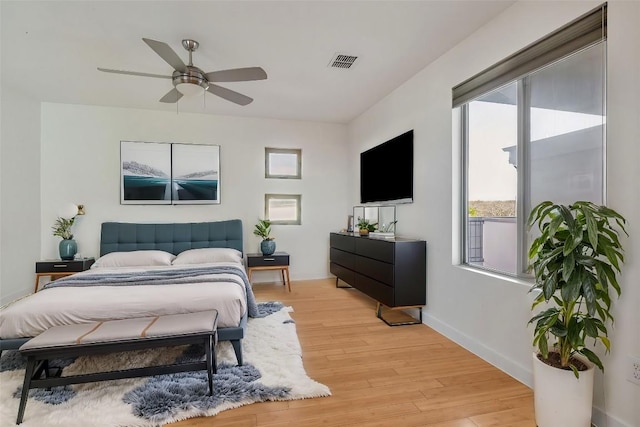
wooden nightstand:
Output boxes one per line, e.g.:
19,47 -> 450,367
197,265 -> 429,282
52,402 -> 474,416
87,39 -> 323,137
34,258 -> 95,292
246,252 -> 290,292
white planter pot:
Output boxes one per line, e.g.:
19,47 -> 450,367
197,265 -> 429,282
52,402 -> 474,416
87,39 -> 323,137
532,352 -> 594,427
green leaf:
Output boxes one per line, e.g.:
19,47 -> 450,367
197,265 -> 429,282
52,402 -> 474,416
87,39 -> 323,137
600,263 -> 621,296
601,227 -> 621,249
558,205 -> 575,229
569,364 -> 580,379
529,308 -> 559,324
591,318 -> 607,334
567,317 -> 584,349
603,245 -> 622,272
580,347 -> 604,371
583,318 -> 598,338
561,252 -> 575,283
582,280 -> 597,316
595,263 -> 609,292
539,333 -> 548,358
561,277 -> 582,303
547,213 -> 564,240
543,275 -> 557,301
599,336 -> 611,352
550,322 -> 568,337
527,201 -> 553,228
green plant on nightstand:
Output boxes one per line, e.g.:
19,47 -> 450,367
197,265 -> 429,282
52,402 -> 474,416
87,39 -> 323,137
253,219 -> 273,241
254,219 -> 276,255
52,217 -> 76,240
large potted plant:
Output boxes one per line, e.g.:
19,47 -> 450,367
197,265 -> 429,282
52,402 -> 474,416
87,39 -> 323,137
527,201 -> 627,427
253,219 -> 276,256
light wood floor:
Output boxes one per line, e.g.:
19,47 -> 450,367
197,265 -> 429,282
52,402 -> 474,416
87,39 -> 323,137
171,278 -> 536,427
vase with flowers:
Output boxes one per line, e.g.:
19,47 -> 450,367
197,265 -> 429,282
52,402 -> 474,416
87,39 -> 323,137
52,204 -> 84,260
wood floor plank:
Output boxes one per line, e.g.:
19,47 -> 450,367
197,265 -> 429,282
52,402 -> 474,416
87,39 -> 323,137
169,279 -> 535,426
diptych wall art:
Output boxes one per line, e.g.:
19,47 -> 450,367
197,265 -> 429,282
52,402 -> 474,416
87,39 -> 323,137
121,141 -> 220,205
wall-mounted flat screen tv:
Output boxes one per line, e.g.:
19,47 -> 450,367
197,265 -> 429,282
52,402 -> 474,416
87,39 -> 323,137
360,130 -> 413,204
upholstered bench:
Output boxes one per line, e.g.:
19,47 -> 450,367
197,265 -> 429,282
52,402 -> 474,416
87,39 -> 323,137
16,310 -> 218,424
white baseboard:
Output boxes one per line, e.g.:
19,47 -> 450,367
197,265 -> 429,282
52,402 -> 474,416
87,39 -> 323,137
422,312 -> 633,427
422,312 -> 532,386
592,407 -> 631,427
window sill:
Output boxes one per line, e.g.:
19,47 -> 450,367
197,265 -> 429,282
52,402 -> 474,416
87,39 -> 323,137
456,264 -> 534,290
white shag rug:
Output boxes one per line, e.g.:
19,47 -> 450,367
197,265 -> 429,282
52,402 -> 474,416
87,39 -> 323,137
0,305 -> 330,427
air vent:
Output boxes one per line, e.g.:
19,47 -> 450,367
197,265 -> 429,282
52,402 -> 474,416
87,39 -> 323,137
328,53 -> 358,69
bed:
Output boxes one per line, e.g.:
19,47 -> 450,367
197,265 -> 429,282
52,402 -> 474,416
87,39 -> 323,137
0,219 -> 253,365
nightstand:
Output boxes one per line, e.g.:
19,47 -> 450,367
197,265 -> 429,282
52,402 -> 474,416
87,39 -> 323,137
34,258 -> 95,292
246,252 -> 290,292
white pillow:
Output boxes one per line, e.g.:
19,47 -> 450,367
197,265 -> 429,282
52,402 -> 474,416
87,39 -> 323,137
92,250 -> 176,268
172,248 -> 243,265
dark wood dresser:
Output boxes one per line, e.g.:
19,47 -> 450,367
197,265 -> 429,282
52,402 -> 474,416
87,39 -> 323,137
329,232 -> 426,323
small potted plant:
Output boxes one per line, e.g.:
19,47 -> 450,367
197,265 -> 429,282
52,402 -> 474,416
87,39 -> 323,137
52,216 -> 77,260
253,219 -> 276,255
356,217 -> 377,236
527,201 -> 627,427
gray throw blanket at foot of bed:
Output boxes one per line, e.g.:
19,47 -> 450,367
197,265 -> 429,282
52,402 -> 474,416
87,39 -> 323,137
42,265 -> 262,317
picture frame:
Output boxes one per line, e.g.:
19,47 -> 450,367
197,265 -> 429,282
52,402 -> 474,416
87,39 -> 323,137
171,143 -> 220,204
121,141 -> 172,205
120,141 -> 220,205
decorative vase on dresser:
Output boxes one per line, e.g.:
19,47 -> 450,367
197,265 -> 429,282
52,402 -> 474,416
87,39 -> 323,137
59,239 -> 77,260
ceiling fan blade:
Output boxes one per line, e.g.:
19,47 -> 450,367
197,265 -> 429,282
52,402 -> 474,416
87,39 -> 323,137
207,84 -> 253,106
205,67 -> 267,82
97,67 -> 172,79
159,88 -> 183,103
142,38 -> 186,72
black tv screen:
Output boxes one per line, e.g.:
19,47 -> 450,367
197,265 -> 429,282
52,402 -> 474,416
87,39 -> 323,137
360,130 -> 413,204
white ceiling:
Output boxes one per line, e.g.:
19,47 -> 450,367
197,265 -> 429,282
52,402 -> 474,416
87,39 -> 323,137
1,1 -> 514,124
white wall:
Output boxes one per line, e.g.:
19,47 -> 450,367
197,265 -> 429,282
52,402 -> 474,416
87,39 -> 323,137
40,103 -> 349,284
347,2 -> 640,427
0,85 -> 41,305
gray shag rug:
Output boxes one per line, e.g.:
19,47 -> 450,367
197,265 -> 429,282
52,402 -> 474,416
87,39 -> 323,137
0,302 -> 330,426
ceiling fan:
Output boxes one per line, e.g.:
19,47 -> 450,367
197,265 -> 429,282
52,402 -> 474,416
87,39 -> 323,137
98,38 -> 267,106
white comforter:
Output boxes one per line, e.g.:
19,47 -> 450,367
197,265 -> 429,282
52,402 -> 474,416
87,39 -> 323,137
0,262 -> 248,339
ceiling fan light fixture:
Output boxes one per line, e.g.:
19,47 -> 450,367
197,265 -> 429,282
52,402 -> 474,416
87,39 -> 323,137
173,68 -> 209,97
176,82 -> 206,97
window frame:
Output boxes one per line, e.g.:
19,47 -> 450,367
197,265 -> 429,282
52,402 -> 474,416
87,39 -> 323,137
265,193 -> 302,225
264,148 -> 302,179
456,4 -> 607,277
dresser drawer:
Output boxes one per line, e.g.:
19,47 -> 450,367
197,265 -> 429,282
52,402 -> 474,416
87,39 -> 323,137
330,233 -> 355,253
330,262 -> 355,286
330,248 -> 355,270
36,258 -> 95,273
246,253 -> 289,267
355,255 -> 393,285
354,273 -> 394,307
355,238 -> 394,263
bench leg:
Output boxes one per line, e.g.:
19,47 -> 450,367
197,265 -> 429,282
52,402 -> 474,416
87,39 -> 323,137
205,335 -> 214,396
17,356 -> 37,424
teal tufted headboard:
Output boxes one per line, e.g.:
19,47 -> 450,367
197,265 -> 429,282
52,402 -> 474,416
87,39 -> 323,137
100,220 -> 243,256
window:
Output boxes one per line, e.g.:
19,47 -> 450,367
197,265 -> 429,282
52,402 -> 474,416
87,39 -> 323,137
265,194 -> 301,225
455,5 -> 606,276
265,148 -> 302,179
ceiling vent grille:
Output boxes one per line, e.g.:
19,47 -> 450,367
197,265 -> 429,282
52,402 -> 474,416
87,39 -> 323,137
328,53 -> 358,69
